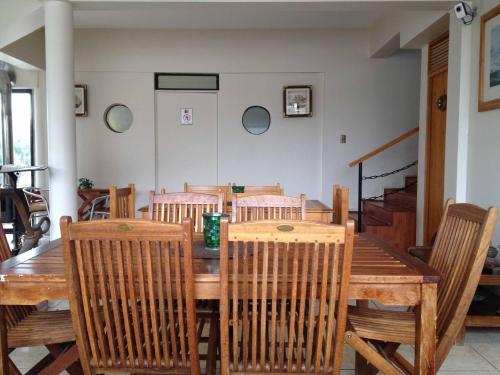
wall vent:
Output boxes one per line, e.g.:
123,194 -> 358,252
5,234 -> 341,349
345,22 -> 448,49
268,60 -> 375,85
428,34 -> 449,77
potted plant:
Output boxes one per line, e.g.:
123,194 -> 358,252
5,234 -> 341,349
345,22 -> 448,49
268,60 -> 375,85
78,178 -> 94,190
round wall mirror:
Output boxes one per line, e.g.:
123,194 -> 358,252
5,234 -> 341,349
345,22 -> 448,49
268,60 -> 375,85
104,104 -> 133,133
242,106 -> 271,135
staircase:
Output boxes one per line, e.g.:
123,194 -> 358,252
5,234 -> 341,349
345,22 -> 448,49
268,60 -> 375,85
349,176 -> 417,251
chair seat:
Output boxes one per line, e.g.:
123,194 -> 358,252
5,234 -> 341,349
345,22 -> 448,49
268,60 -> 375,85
347,306 -> 416,345
28,202 -> 48,213
8,310 -> 75,348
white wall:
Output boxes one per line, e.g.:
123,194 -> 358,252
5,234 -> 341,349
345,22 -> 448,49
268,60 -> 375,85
467,0 -> 500,244
75,71 -> 155,209
73,28 -> 421,210
218,73 -> 323,198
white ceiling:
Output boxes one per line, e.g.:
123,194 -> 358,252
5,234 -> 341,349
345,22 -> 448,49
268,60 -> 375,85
0,1 -> 454,31
72,1 -> 453,29
0,0 -> 40,31
74,4 -> 382,29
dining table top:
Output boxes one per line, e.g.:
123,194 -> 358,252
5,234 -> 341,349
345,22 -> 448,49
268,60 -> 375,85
0,233 -> 440,306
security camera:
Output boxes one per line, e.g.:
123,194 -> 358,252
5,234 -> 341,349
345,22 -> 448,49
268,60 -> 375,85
454,2 -> 476,25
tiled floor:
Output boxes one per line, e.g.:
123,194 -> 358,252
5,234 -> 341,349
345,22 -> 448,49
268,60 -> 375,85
8,300 -> 500,374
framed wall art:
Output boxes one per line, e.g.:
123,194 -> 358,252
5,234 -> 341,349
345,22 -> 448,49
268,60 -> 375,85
283,85 -> 312,117
75,84 -> 88,117
479,5 -> 500,112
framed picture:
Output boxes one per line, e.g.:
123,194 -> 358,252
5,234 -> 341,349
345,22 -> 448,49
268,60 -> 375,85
75,84 -> 88,116
479,5 -> 500,112
283,85 -> 312,117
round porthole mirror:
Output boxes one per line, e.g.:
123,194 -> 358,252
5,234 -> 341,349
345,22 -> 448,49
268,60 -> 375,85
104,104 -> 133,133
242,106 -> 270,135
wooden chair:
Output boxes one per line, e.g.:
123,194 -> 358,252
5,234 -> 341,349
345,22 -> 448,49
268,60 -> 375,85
231,183 -> 283,197
332,184 -> 349,225
345,200 -> 498,374
219,219 -> 355,374
232,194 -> 306,223
149,191 -> 224,233
0,225 -> 79,375
109,183 -> 135,218
184,182 -> 231,213
61,217 -> 217,375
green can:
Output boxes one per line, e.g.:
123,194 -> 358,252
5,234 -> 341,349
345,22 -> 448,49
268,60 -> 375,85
232,185 -> 245,193
202,212 -> 229,250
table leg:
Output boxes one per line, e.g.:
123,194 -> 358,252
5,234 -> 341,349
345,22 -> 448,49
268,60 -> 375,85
415,283 -> 437,375
0,306 -> 8,375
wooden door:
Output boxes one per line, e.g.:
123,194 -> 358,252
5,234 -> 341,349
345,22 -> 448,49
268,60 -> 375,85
156,92 -> 218,192
424,34 -> 448,244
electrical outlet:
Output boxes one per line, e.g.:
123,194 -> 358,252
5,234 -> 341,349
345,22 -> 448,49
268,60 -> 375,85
340,134 -> 347,144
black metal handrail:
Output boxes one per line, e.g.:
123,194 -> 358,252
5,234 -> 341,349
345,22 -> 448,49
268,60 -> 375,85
356,160 -> 418,232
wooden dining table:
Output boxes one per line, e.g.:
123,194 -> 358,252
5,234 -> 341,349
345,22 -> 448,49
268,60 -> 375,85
0,231 -> 440,374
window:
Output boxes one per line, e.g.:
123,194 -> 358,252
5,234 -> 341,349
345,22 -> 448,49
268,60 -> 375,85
11,89 -> 34,187
155,73 -> 219,90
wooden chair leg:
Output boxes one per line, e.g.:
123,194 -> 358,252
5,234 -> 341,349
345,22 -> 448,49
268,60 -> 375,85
455,324 -> 466,346
391,352 -> 414,374
24,354 -> 56,375
8,358 -> 22,375
38,344 -> 79,375
345,330 -> 403,375
205,316 -> 218,375
355,352 -> 370,375
0,307 -> 8,375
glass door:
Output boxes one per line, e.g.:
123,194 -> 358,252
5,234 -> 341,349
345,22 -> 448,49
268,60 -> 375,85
11,89 -> 34,187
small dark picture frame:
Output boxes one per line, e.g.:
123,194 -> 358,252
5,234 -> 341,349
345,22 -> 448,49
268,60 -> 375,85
283,85 -> 312,117
75,84 -> 88,117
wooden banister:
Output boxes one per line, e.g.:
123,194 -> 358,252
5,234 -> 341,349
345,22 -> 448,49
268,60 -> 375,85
349,127 -> 419,167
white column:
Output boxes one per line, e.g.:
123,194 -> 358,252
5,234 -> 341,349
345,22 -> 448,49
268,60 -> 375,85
444,13 -> 472,203
44,0 -> 77,238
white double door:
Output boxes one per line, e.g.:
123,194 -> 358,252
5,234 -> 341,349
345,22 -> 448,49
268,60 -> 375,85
155,91 -> 218,192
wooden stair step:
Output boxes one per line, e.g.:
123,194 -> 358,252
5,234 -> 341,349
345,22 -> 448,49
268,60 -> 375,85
363,200 -> 414,225
348,211 -> 389,228
384,190 -> 417,209
405,175 -> 418,194
363,200 -> 415,212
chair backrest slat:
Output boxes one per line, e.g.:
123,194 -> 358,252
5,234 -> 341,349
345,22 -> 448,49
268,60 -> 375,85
428,200 -> 498,369
149,191 -> 224,233
232,194 -> 306,223
184,182 -> 231,212
61,217 -> 200,374
332,185 -> 349,225
109,183 -> 135,219
220,219 -> 354,374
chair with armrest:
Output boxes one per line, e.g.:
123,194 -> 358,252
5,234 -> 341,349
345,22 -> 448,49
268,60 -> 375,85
89,194 -> 110,220
0,224 -> 79,374
109,183 -> 135,218
332,184 -> 349,225
60,217 -> 217,374
345,199 -> 498,374
232,194 -> 306,223
219,218 -> 355,374
23,187 -> 49,225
